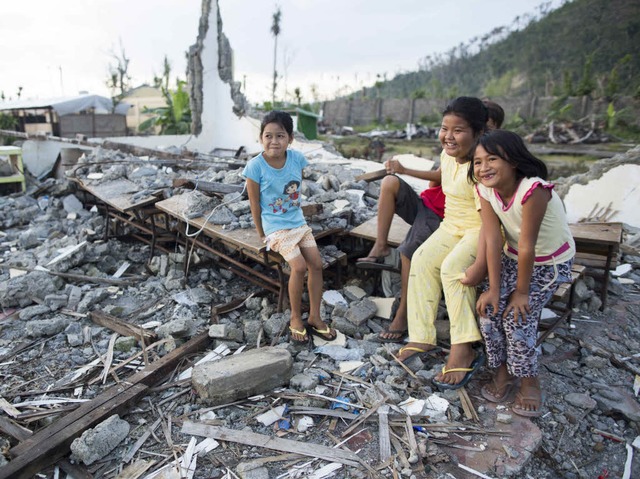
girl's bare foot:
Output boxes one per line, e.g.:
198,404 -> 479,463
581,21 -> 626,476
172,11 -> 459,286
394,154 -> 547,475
513,377 -> 544,417
434,343 -> 477,385
357,244 -> 391,263
481,364 -> 518,403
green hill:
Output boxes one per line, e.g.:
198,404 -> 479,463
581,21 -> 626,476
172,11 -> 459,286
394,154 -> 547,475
367,0 -> 640,100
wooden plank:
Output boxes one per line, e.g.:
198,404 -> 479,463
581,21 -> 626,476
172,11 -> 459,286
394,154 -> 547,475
89,311 -> 157,343
2,332 -> 211,479
349,214 -> 410,247
378,405 -> 391,462
156,194 -> 266,254
355,169 -> 386,182
0,416 -> 31,441
569,222 -> 623,246
78,179 -> 161,213
181,421 -> 362,467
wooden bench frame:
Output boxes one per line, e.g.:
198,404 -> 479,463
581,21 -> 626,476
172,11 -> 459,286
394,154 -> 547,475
156,193 -> 346,313
536,263 -> 586,346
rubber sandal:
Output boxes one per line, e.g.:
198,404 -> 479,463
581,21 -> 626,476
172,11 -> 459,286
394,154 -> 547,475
481,378 -> 518,403
288,326 -> 309,344
308,325 -> 337,341
431,352 -> 485,391
395,345 -> 437,362
512,388 -> 545,418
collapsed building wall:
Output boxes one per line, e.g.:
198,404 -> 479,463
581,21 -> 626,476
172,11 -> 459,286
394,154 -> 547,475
187,0 -> 260,153
554,145 -> 640,227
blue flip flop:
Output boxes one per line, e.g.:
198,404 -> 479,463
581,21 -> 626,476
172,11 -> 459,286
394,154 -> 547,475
431,352 -> 485,391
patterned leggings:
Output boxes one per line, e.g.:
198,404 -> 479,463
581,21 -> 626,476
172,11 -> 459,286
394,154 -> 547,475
480,255 -> 573,377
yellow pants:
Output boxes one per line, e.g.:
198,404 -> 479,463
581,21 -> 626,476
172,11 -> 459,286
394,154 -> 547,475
407,227 -> 482,345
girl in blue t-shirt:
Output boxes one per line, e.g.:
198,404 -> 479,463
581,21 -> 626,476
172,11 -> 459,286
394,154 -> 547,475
243,111 -> 336,343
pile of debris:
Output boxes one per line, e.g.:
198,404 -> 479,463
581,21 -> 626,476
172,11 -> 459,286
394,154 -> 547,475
525,118 -> 611,145
0,143 -> 639,478
69,146 -> 381,234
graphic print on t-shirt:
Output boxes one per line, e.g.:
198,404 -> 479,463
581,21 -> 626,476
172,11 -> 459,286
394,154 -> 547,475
283,180 -> 301,209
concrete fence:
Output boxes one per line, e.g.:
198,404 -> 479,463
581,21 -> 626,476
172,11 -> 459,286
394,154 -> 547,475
321,95 -> 640,127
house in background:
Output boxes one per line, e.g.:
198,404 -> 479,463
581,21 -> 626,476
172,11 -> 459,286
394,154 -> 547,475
121,85 -> 167,134
0,94 -> 130,138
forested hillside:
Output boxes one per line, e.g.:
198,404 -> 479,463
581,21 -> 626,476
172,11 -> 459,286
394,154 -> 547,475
367,0 -> 640,100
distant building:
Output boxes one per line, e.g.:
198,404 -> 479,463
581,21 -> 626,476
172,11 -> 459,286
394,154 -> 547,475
121,85 -> 167,134
0,94 -> 130,138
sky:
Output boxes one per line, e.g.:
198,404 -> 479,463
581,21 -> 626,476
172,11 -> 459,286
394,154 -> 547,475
0,0 -> 563,105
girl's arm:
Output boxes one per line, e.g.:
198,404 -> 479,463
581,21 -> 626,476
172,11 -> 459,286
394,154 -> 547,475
461,223 -> 486,286
476,196 -> 503,316
246,178 -> 266,240
505,187 -> 548,323
385,159 -> 442,183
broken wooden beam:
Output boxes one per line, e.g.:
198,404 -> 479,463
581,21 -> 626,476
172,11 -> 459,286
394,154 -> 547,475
89,311 -> 157,343
1,332 -> 211,479
181,421 -> 362,467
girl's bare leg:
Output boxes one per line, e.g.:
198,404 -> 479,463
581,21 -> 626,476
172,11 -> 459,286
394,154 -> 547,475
358,175 -> 401,260
287,254 -> 308,340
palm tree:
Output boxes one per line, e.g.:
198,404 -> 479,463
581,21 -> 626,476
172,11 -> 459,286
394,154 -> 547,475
271,7 -> 282,106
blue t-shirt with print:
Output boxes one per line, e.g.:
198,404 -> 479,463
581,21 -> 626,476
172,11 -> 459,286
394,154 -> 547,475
242,149 -> 308,236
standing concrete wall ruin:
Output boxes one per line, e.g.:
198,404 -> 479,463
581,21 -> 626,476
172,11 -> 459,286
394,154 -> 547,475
187,0 -> 260,153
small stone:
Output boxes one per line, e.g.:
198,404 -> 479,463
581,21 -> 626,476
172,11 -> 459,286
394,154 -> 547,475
209,324 -> 228,339
496,413 -> 513,424
565,392 -> 597,410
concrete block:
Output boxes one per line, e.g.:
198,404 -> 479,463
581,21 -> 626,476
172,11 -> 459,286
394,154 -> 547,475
192,347 -> 293,405
70,414 -> 130,465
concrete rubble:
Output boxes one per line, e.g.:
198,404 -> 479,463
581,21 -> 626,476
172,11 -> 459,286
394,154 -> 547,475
0,141 -> 639,478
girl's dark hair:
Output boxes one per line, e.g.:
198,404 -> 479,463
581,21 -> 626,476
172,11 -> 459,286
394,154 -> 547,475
260,110 -> 294,137
442,96 -> 489,136
283,180 -> 300,194
468,129 -> 548,182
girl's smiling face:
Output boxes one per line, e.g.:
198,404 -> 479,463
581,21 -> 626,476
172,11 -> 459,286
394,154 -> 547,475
260,122 -> 292,160
439,114 -> 477,161
473,144 -> 517,190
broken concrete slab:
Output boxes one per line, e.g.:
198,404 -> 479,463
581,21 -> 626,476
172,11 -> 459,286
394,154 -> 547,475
70,414 -> 130,466
191,347 -> 293,404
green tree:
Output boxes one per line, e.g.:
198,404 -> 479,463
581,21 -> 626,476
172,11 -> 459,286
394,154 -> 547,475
293,87 -> 302,106
139,57 -> 191,135
271,6 -> 282,106
575,54 -> 595,96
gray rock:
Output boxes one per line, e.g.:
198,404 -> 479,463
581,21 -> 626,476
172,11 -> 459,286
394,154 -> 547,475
331,317 -> 359,336
228,199 -> 251,215
209,324 -> 228,339
62,194 -> 84,214
263,312 -> 288,339
129,166 -> 158,178
26,317 -> 69,337
70,414 -> 130,465
44,293 -> 68,311
345,298 -> 378,326
565,392 -> 597,410
192,347 -> 293,404
157,318 -> 195,339
243,320 -> 262,345
115,336 -> 138,352
236,461 -> 270,479
209,206 -> 236,225
592,386 -> 640,422
77,288 -> 110,314
18,304 -> 51,320
290,373 -> 319,391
